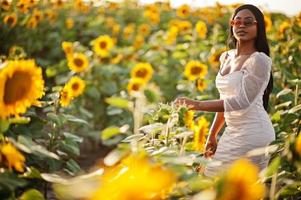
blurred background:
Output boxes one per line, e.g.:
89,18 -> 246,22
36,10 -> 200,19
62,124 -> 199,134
140,0 -> 301,16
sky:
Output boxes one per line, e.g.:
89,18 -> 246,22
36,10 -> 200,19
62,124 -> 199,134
138,0 -> 301,16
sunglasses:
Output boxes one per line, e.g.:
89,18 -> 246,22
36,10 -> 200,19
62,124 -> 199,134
230,19 -> 257,27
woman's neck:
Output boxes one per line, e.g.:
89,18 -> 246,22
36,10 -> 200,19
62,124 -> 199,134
235,40 -> 257,57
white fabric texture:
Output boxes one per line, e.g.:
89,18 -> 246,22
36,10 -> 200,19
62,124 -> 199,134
204,49 -> 275,177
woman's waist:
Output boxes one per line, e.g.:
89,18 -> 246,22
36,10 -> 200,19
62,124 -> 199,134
224,107 -> 273,127
225,117 -> 273,129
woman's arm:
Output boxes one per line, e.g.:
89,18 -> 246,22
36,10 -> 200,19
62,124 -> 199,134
204,112 -> 225,157
209,112 -> 225,139
174,97 -> 225,112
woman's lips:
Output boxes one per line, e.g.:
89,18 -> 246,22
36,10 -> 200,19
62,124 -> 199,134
237,30 -> 247,35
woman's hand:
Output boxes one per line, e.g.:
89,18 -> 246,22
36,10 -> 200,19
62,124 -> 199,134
204,136 -> 217,158
173,97 -> 197,110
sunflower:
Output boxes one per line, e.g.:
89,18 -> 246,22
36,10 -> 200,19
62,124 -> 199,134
105,17 -> 115,28
193,116 -> 209,152
130,62 -> 153,83
110,54 -> 123,64
144,7 -> 160,25
195,20 -> 207,39
209,47 -> 227,67
138,24 -> 151,36
65,76 -> 85,98
162,2 -> 171,11
59,87 -> 73,107
32,9 -> 43,22
178,20 -> 192,33
90,154 -> 176,200
195,78 -> 207,92
27,17 -> 38,29
217,159 -> 265,200
1,0 -> 11,10
112,24 -> 121,36
0,143 -> 25,172
149,13 -> 160,25
52,0 -> 64,9
17,2 -> 29,13
0,60 -> 44,119
176,4 -> 190,19
123,23 -> 135,40
3,13 -> 17,28
168,19 -> 181,29
44,9 -> 57,23
28,0 -> 38,8
62,41 -> 73,56
184,110 -> 194,130
295,133 -> 301,157
133,35 -> 145,49
127,78 -> 145,94
264,15 -> 272,32
279,21 -> 290,37
108,2 -> 119,10
184,60 -> 208,81
93,35 -> 115,58
66,18 -> 74,29
67,53 -> 89,73
165,26 -> 178,45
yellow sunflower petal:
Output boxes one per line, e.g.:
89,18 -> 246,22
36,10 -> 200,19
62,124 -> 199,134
218,159 -> 265,200
67,53 -> 89,73
0,143 -> 25,172
3,13 -> 18,28
65,76 -> 86,98
93,35 -> 115,58
176,4 -> 190,19
0,60 -> 45,119
59,87 -> 73,107
295,133 -> 301,157
184,60 -> 208,81
130,62 -> 153,83
127,78 -> 145,94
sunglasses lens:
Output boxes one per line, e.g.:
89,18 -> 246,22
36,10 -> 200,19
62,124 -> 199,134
244,20 -> 253,26
231,20 -> 256,27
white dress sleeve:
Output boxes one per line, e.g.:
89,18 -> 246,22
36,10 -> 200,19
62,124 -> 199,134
223,52 -> 272,112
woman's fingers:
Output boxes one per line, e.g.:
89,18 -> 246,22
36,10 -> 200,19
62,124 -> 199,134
174,97 -> 187,105
174,97 -> 195,109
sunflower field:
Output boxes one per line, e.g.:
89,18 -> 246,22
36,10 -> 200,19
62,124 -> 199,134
0,0 -> 301,199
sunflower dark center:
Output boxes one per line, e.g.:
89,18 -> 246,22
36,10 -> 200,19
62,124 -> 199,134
72,83 -> 79,90
34,14 -> 41,21
132,83 -> 140,91
136,68 -> 147,78
100,41 -> 107,49
4,71 -> 31,104
7,17 -> 15,25
191,66 -> 202,75
74,58 -> 83,67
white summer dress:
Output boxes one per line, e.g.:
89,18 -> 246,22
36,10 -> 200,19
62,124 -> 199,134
204,49 -> 276,177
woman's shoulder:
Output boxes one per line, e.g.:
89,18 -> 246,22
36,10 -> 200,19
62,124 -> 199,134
252,52 -> 272,67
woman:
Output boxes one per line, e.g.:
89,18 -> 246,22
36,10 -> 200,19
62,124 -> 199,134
174,4 -> 275,177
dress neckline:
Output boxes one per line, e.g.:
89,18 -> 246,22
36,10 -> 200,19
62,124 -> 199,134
218,50 -> 258,78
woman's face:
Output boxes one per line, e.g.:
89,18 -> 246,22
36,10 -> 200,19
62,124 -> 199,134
232,9 -> 257,42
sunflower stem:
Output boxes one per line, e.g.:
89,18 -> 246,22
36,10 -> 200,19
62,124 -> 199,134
269,171 -> 277,200
295,83 -> 299,106
179,135 -> 188,156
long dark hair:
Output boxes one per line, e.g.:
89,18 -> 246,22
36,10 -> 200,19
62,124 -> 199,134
227,4 -> 273,112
